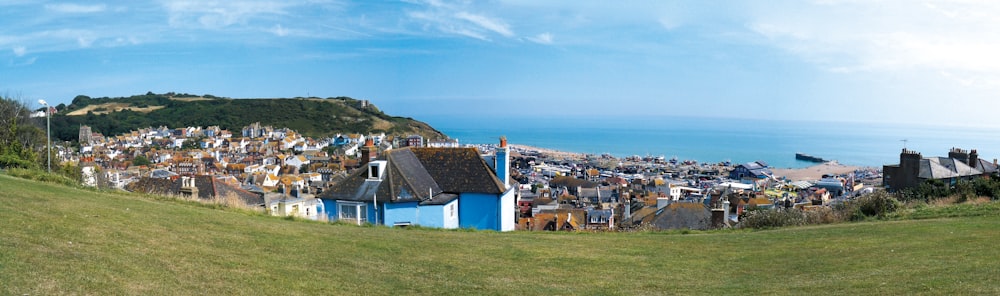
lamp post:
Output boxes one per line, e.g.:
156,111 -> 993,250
38,99 -> 51,173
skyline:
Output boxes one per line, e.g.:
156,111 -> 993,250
3,1 -> 1000,126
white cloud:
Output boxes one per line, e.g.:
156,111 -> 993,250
44,3 -> 107,14
161,0 -> 296,29
527,33 -> 552,45
76,36 -> 94,48
745,1 -> 1000,87
12,46 -> 26,56
268,24 -> 288,37
405,0 -> 518,41
453,12 -> 513,37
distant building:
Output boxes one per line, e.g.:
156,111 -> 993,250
883,148 -> 998,191
79,125 -> 93,144
427,138 -> 460,148
405,135 -> 424,147
729,161 -> 771,181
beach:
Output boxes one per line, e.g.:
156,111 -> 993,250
510,144 -> 589,161
771,161 -> 862,181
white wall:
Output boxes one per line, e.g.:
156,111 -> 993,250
499,187 -> 516,232
443,199 -> 459,229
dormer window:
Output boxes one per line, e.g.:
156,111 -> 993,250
369,164 -> 380,179
368,160 -> 386,180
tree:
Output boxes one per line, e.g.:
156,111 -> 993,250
133,155 -> 152,166
181,137 -> 202,150
0,95 -> 42,169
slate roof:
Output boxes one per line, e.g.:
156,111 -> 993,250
586,209 -> 613,223
732,162 -> 772,179
973,158 -> 999,174
651,202 -> 711,230
319,147 -> 504,205
126,175 -> 264,206
579,187 -> 615,203
919,157 -> 983,179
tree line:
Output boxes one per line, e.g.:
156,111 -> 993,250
49,93 -> 444,142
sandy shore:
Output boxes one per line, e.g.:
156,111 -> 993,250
771,161 -> 862,181
509,144 -> 589,160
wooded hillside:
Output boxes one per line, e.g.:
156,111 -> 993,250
48,92 -> 445,142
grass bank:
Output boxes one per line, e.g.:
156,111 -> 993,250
2,174 -> 998,295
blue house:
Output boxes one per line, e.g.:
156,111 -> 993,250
332,135 -> 350,147
319,138 -> 516,231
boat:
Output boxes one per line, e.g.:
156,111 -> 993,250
795,153 -> 825,163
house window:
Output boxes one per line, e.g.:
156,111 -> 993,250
450,203 -> 456,218
368,163 -> 381,179
339,202 -> 367,225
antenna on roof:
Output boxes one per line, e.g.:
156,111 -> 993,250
901,139 -> 908,149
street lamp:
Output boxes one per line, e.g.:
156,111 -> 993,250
38,99 -> 51,173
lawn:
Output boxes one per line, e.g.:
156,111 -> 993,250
1,174 -> 998,295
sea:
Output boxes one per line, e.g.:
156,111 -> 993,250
424,115 -> 1000,169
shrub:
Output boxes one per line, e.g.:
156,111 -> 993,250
738,208 -> 805,229
739,206 -> 851,229
803,206 -> 846,224
850,191 -> 901,220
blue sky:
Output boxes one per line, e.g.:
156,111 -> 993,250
3,1 -> 1000,126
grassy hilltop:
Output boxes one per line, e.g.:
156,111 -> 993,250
47,93 -> 445,142
2,174 -> 999,295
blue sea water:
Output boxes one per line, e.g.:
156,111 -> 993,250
424,115 -> 1000,169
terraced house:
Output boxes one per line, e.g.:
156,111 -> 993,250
883,148 -> 999,191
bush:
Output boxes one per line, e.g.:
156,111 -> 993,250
803,207 -> 846,224
739,206 -> 850,229
850,191 -> 901,220
738,208 -> 805,229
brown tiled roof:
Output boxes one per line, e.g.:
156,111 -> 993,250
408,147 -> 504,194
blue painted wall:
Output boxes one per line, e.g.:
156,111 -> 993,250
321,199 -> 338,221
384,200 -> 459,229
416,204 -> 441,227
458,193 -> 500,231
384,201 -> 420,227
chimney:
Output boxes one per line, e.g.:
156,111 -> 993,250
969,149 -> 979,168
180,176 -> 198,198
711,209 -> 725,229
948,147 -> 969,164
722,199 -> 731,227
360,138 -> 375,166
495,136 -> 510,190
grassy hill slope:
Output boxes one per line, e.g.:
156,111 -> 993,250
2,174 -> 998,295
49,93 -> 445,142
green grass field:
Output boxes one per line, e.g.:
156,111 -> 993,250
2,174 -> 999,295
